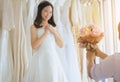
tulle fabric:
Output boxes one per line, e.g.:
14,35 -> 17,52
23,28 -> 68,82
0,30 -> 13,82
0,0 -> 14,81
53,0 -> 81,82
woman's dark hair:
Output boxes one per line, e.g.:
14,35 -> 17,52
34,1 -> 56,28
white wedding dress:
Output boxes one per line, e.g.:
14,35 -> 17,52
23,27 -> 68,82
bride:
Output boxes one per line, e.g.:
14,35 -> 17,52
23,1 -> 68,82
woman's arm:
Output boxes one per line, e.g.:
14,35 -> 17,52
48,26 -> 64,48
53,28 -> 64,48
95,47 -> 108,59
31,25 -> 49,49
86,50 -> 96,78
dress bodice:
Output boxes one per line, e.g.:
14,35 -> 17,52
36,28 -> 56,53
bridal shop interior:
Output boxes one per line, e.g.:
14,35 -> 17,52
0,0 -> 120,82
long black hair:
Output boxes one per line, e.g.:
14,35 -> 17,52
34,1 -> 56,28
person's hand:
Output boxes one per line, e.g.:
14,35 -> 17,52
44,25 -> 50,34
47,25 -> 57,34
86,43 -> 97,52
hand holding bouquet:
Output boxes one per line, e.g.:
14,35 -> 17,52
78,24 -> 103,50
78,24 -> 108,59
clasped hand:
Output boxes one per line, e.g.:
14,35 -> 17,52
44,24 -> 56,34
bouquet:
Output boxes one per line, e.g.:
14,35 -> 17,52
78,24 -> 104,50
78,24 -> 107,59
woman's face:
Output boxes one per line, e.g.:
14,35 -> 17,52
41,5 -> 53,21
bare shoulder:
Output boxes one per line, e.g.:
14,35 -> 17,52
53,26 -> 58,30
31,25 -> 37,31
31,25 -> 38,33
30,25 -> 37,36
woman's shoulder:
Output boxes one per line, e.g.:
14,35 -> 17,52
30,24 -> 38,33
31,24 -> 41,31
31,24 -> 36,29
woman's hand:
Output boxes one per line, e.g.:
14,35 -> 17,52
47,25 -> 57,34
44,24 -> 57,34
44,25 -> 50,34
45,25 -> 64,48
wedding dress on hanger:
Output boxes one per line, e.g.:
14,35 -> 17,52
0,0 -> 14,82
1,0 -> 33,82
54,0 -> 81,82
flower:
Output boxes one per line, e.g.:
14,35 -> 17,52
78,24 -> 104,48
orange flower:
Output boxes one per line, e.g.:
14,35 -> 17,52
78,24 -> 104,48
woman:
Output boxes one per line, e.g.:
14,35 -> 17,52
23,1 -> 68,82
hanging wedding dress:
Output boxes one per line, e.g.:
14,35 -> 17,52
53,0 -> 81,82
23,0 -> 35,69
11,1 -> 27,82
79,5 -> 93,82
77,1 -> 100,82
1,0 -> 33,82
12,0 -> 41,81
69,0 -> 92,82
0,0 -> 14,82
0,30 -> 13,82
